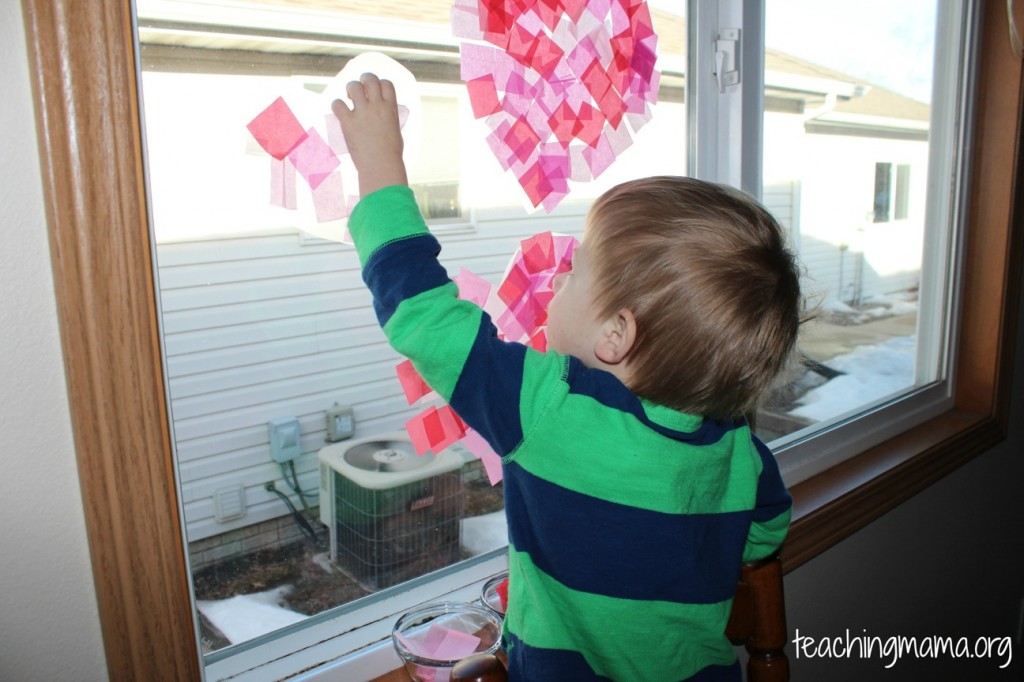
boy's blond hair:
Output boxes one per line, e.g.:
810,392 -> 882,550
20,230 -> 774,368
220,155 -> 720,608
585,176 -> 802,422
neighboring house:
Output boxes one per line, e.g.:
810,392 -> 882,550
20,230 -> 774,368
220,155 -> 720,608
138,3 -> 930,560
763,49 -> 931,307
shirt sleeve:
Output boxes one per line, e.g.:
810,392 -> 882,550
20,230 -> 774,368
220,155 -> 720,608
742,436 -> 792,562
348,185 -> 554,456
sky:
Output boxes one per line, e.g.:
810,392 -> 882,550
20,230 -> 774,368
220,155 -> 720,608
765,0 -> 937,103
648,0 -> 938,103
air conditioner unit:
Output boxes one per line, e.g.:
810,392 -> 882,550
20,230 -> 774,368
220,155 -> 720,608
319,432 -> 465,590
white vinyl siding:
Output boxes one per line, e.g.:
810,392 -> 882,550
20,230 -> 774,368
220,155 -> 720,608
158,216 -> 585,542
763,110 -> 927,306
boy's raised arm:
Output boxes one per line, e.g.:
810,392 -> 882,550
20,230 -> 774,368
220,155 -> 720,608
331,73 -> 409,197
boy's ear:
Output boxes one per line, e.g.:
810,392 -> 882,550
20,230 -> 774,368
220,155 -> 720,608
594,308 -> 637,365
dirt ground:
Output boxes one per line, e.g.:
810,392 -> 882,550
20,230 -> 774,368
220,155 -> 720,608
800,311 -> 917,361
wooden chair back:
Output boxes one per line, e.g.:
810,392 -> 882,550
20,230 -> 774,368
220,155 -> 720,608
451,555 -> 789,682
725,555 -> 790,682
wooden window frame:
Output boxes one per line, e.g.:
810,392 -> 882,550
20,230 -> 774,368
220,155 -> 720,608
20,1 -> 1023,680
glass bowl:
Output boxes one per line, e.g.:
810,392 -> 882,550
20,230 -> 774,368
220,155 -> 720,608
480,572 -> 509,617
392,601 -> 503,682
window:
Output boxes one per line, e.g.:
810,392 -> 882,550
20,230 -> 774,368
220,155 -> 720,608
870,162 -> 911,223
409,94 -> 464,221
873,161 -> 893,222
25,1 -> 1020,681
758,0 -> 970,487
135,0 -> 689,675
138,0 -> 966,666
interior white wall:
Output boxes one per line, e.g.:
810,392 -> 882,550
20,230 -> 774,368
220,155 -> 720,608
0,3 -> 108,680
2,2 -> 1022,680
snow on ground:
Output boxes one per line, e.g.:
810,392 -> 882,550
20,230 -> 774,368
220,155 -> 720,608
197,585 -> 306,644
863,292 -> 918,317
819,292 -> 918,323
788,334 -> 916,422
461,510 -> 509,556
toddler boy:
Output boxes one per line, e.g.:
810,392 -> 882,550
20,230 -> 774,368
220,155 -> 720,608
333,73 -> 799,682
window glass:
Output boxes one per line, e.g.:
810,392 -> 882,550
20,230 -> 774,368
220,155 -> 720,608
135,0 -> 970,674
757,0 -> 949,463
136,0 -> 687,656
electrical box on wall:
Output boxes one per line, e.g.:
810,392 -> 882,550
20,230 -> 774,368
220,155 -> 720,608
268,416 -> 302,463
326,403 -> 355,442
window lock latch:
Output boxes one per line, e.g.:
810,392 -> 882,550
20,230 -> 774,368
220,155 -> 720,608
714,28 -> 741,93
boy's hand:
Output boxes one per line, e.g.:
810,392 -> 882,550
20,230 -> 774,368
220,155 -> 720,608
331,73 -> 409,197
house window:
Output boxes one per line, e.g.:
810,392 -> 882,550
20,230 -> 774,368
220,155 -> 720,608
873,161 -> 893,222
127,0 -> 973,677
869,162 -> 910,224
410,95 -> 463,221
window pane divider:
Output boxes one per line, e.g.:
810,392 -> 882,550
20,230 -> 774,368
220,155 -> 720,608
688,0 -> 764,194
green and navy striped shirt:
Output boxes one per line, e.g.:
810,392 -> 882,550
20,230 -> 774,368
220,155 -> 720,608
349,185 -> 791,682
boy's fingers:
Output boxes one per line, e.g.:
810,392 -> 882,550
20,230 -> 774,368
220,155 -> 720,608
343,73 -> 397,107
345,79 -> 367,105
330,98 -> 351,119
379,78 -> 397,103
359,72 -> 382,100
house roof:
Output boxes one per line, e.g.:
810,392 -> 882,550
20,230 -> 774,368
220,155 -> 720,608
766,49 -> 930,122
